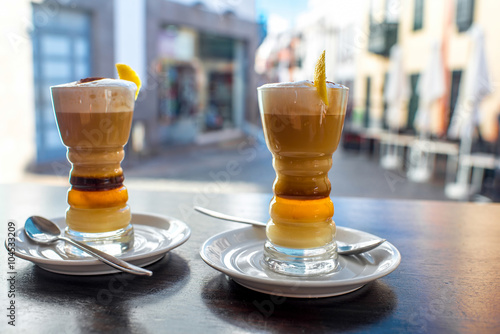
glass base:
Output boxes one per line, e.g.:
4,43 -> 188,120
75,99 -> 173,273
263,240 -> 339,277
64,223 -> 134,257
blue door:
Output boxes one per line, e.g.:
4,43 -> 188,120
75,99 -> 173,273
32,4 -> 91,163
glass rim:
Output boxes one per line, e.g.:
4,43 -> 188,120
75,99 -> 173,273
50,79 -> 136,91
257,82 -> 349,91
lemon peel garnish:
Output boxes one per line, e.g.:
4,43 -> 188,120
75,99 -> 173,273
116,63 -> 141,100
313,50 -> 328,106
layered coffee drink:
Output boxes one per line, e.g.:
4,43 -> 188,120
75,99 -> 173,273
51,78 -> 136,254
258,80 -> 348,275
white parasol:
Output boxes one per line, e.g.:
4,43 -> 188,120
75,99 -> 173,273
448,25 -> 492,139
384,45 -> 410,130
414,41 -> 445,133
408,41 -> 445,182
445,24 -> 493,199
381,45 -> 410,169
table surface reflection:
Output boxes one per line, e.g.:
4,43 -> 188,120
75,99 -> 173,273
1,183 -> 499,333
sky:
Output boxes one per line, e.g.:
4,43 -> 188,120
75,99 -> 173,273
254,0 -> 366,35
255,0 -> 309,29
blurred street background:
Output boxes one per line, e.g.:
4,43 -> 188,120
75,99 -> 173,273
2,0 -> 500,202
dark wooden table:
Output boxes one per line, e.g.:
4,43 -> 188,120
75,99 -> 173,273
1,183 -> 499,333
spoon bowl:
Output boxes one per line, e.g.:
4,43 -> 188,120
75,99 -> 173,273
25,216 -> 63,244
25,216 -> 152,276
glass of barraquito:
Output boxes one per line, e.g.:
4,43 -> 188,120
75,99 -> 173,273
258,80 -> 348,276
51,78 -> 136,255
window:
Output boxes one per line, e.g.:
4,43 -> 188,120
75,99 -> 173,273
199,33 -> 235,60
413,0 -> 424,31
407,73 -> 420,131
342,79 -> 354,124
382,72 -> 389,129
448,70 -> 463,130
364,77 -> 371,128
456,0 -> 474,33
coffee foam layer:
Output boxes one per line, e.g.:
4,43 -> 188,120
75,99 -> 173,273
51,79 -> 136,113
259,80 -> 344,89
258,81 -> 348,116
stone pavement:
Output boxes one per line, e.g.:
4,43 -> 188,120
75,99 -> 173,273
120,136 -> 452,202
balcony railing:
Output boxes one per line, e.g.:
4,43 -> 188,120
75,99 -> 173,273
368,22 -> 398,57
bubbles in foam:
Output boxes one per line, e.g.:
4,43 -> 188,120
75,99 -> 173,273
258,80 -> 346,90
257,81 -> 348,116
259,80 -> 315,89
53,78 -> 136,89
51,79 -> 136,113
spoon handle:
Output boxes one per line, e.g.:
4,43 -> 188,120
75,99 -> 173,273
60,237 -> 153,276
194,206 -> 267,227
194,207 -> 387,256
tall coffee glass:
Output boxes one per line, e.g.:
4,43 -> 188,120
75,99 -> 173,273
51,78 -> 136,255
258,81 -> 348,276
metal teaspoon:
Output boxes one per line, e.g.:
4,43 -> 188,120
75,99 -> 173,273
194,206 -> 386,256
25,216 -> 152,276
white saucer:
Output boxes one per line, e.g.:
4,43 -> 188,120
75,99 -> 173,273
8,212 -> 190,275
200,226 -> 401,298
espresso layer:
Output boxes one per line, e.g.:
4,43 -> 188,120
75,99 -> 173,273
70,174 -> 125,191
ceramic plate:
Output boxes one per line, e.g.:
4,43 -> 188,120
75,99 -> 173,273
200,226 -> 400,298
7,212 -> 190,275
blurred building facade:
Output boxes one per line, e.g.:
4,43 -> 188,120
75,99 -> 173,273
0,0 -> 259,182
141,0 -> 259,148
254,0 -> 364,126
1,0 -> 116,181
255,0 -> 500,144
354,0 -> 500,142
